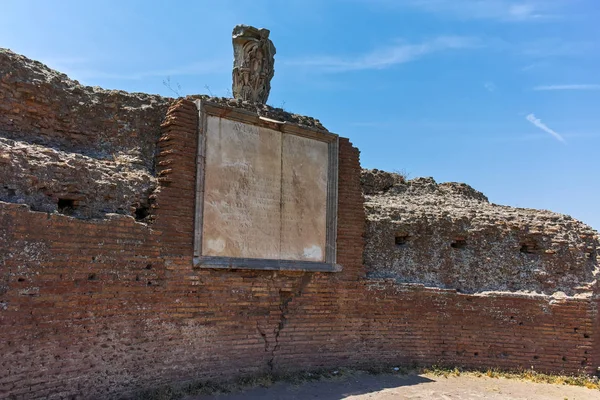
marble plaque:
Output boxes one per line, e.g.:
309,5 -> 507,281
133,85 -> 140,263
201,116 -> 328,261
281,134 -> 328,261
202,117 -> 282,259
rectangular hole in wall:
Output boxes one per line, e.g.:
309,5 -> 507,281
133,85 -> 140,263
57,198 -> 76,215
395,233 -> 410,246
451,238 -> 467,249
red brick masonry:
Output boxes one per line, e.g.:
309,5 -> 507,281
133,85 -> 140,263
0,100 -> 598,399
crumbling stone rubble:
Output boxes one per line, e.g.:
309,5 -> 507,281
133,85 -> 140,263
0,48 -> 327,220
0,48 -> 170,219
187,94 -> 326,130
2,46 -> 598,297
0,137 -> 155,219
0,48 -> 171,167
362,169 -> 599,296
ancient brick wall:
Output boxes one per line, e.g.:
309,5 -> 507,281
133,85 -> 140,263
0,53 -> 599,399
0,50 -> 170,165
362,171 -> 599,296
0,49 -> 171,220
594,298 -> 600,376
0,100 -> 368,399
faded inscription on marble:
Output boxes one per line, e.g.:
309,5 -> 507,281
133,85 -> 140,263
281,134 -> 328,261
201,116 -> 327,261
202,117 -> 282,259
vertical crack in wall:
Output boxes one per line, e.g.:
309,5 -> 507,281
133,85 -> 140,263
267,273 -> 312,372
256,322 -> 269,353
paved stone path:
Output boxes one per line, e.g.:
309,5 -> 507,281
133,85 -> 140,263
187,372 -> 598,400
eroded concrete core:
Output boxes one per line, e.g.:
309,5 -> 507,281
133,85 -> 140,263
362,169 -> 599,296
2,46 -> 598,297
0,48 -> 170,219
0,137 -> 156,219
0,48 -> 325,220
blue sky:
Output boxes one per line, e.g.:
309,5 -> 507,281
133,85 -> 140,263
1,0 -> 599,230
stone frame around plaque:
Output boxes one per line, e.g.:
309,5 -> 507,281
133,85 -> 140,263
192,99 -> 341,272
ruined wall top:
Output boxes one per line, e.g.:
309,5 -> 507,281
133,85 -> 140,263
3,45 -> 598,297
0,48 -> 324,220
362,169 -> 600,297
232,24 -> 276,105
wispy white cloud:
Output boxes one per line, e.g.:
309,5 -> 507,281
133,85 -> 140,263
488,131 -> 599,143
534,84 -> 600,91
284,36 -> 480,72
356,0 -> 566,21
525,114 -> 566,143
41,57 -> 228,81
521,62 -> 551,72
519,38 -> 597,58
487,37 -> 597,63
484,82 -> 496,92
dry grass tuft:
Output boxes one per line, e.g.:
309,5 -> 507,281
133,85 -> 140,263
422,366 -> 599,390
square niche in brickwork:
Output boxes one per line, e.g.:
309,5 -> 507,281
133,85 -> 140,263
193,100 -> 340,272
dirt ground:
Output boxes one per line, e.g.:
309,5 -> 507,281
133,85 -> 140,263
186,371 -> 599,400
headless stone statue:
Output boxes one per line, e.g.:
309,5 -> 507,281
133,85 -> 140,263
232,25 -> 276,104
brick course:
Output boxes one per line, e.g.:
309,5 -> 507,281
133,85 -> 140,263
0,100 -> 598,399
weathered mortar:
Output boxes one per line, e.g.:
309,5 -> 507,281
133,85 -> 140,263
0,49 -> 326,220
0,48 -> 171,219
0,137 -> 158,218
0,49 -> 171,164
0,49 -> 599,399
362,169 -> 600,296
